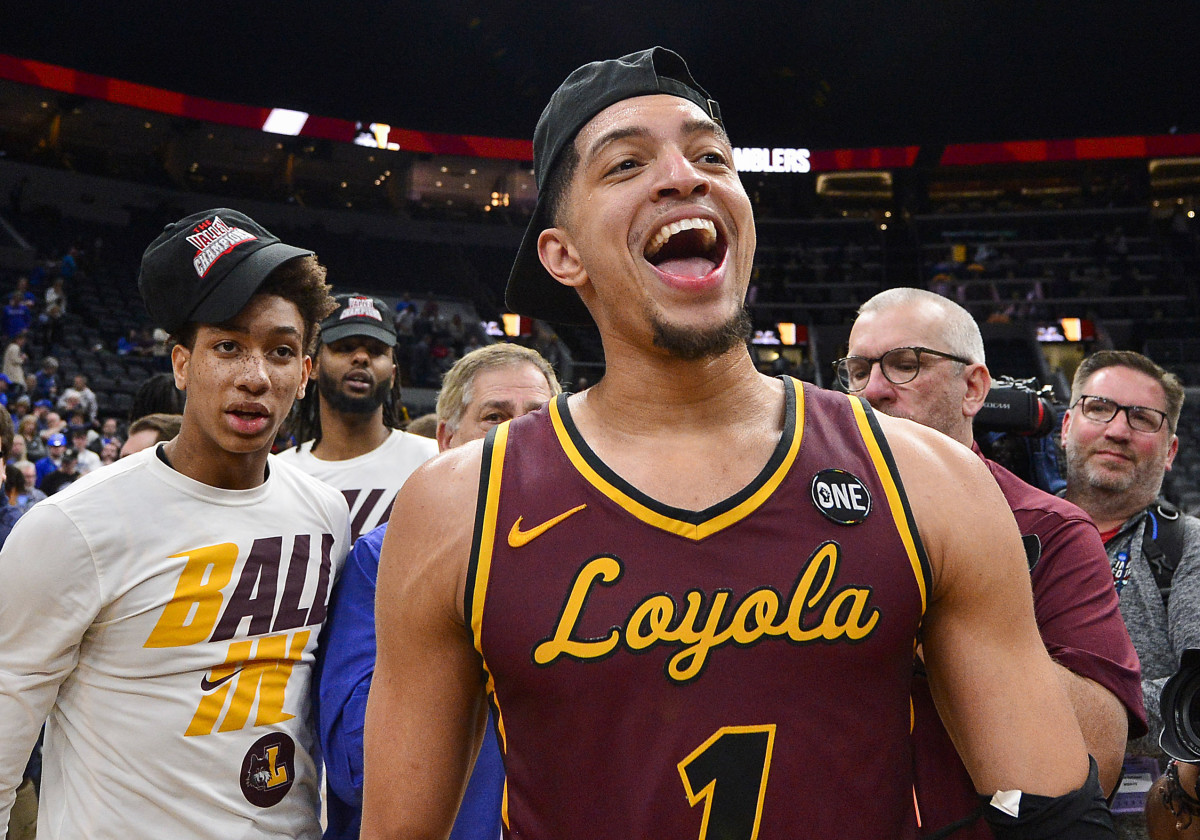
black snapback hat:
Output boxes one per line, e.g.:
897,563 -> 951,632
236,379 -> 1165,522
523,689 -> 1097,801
138,208 -> 314,334
319,293 -> 397,347
505,47 -> 721,325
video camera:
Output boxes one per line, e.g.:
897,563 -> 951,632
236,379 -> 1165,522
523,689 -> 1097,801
1161,649 -> 1200,762
974,376 -> 1060,437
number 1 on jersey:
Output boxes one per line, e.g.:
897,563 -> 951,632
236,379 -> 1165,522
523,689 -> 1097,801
678,724 -> 776,840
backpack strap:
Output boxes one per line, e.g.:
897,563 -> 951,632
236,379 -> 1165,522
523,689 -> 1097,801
1142,499 -> 1185,609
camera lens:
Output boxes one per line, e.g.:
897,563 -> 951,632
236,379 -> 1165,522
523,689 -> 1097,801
1163,654 -> 1200,762
1186,681 -> 1200,755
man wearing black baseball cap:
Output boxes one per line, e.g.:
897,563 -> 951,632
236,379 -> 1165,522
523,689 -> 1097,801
279,292 -> 437,543
0,208 -> 351,839
364,50 -> 1113,840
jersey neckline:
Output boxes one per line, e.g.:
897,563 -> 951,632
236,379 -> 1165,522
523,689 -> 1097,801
547,376 -> 803,540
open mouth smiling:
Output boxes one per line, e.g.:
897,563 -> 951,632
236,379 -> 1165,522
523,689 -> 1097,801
643,217 -> 726,279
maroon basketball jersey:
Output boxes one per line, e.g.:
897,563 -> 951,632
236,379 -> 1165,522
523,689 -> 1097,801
467,378 -> 931,840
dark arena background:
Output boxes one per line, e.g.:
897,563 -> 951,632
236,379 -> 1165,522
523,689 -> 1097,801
0,2 -> 1198,505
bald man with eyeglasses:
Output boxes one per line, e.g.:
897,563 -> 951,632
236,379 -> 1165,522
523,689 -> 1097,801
1064,351 -> 1200,829
845,289 -> 1144,839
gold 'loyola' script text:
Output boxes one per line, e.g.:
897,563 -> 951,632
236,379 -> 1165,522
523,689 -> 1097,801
532,540 -> 879,683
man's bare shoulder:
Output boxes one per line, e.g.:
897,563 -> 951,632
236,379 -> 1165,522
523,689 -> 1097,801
405,438 -> 485,493
872,411 -> 1021,591
380,438 -> 486,621
388,439 -> 485,545
872,412 -> 986,479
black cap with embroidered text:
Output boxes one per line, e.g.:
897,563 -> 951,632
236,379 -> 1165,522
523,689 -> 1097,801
505,47 -> 722,325
319,294 -> 397,347
138,208 -> 314,334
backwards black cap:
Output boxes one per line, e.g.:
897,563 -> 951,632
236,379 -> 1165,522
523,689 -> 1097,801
505,47 -> 721,325
139,208 -> 314,335
319,293 -> 397,347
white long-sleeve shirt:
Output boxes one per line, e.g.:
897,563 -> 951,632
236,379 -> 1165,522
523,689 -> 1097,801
0,446 -> 349,839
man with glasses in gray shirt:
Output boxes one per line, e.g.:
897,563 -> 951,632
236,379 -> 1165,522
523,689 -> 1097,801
1064,352 -> 1200,769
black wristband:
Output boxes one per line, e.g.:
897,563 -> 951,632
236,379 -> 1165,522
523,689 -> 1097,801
981,756 -> 1115,840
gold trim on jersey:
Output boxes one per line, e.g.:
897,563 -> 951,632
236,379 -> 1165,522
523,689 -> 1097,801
469,420 -> 510,760
547,377 -> 804,541
847,396 -> 928,614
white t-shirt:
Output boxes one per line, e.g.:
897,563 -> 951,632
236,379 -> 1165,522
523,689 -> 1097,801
73,446 -> 102,475
0,446 -> 350,839
276,428 -> 438,542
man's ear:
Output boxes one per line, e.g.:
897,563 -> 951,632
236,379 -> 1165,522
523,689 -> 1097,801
538,227 -> 587,290
296,355 -> 312,400
961,364 -> 992,420
435,420 -> 453,453
171,343 -> 191,392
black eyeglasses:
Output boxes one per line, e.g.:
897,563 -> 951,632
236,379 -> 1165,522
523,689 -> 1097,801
1073,394 -> 1169,434
832,346 -> 973,393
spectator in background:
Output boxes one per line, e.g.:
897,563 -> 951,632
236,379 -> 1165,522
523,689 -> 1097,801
94,417 -> 121,454
11,461 -> 42,511
38,303 -> 65,355
0,409 -> 19,543
4,294 -> 32,340
317,342 -> 560,840
11,277 -> 35,309
404,412 -> 437,438
56,392 -> 83,424
119,413 -> 182,458
128,372 -> 185,421
39,449 -> 80,495
57,375 -> 98,424
29,402 -> 52,436
1062,351 -> 1200,832
408,333 -> 435,387
56,248 -> 76,283
38,411 -> 67,444
0,374 -> 9,408
16,417 -> 43,463
5,464 -> 33,512
67,427 -> 100,475
278,293 -> 437,543
34,432 -> 66,488
98,438 -> 120,467
116,328 -> 141,356
3,332 -> 27,388
394,298 -> 415,337
8,434 -> 26,465
150,326 -> 171,369
10,394 -> 30,425
44,277 -> 66,314
33,357 -> 58,401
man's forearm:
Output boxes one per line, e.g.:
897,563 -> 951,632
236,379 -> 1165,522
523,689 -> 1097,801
1055,662 -> 1129,795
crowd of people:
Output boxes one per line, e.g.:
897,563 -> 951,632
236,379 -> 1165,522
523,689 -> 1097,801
1,46 -> 1200,840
